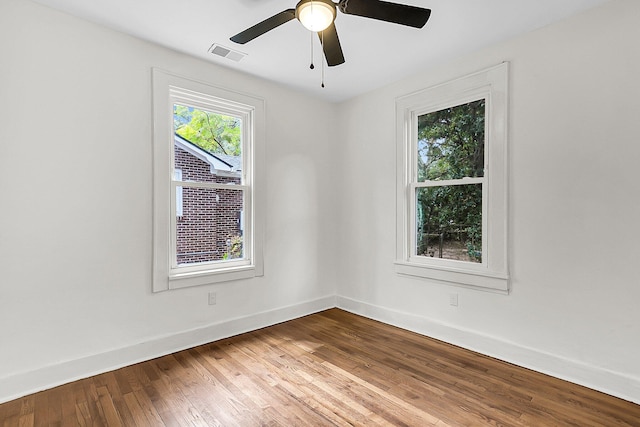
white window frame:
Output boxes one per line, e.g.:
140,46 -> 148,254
174,169 -> 183,217
152,68 -> 265,292
395,63 -> 509,293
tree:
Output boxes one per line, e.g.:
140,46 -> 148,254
417,99 -> 485,180
174,105 -> 241,156
416,99 -> 485,262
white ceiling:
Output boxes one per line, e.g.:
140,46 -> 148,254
31,0 -> 610,102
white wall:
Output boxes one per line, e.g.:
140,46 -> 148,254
335,0 -> 640,403
0,0 -> 338,402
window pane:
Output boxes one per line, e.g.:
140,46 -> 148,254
176,187 -> 244,266
173,104 -> 242,174
416,184 -> 482,263
417,99 -> 485,181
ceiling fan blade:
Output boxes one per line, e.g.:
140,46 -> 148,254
318,23 -> 345,67
338,0 -> 431,28
230,9 -> 296,44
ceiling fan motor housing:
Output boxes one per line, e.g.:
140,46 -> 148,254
295,0 -> 337,32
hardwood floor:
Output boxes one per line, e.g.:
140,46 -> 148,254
1,309 -> 639,426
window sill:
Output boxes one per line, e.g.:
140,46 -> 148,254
167,264 -> 261,290
394,260 -> 509,293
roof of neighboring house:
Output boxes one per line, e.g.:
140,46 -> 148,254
174,133 -> 242,174
214,152 -> 242,172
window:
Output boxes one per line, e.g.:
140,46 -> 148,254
152,69 -> 265,291
395,63 -> 509,292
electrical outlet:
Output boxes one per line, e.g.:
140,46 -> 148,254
208,292 -> 217,306
449,293 -> 459,307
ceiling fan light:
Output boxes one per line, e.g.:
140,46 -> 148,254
297,0 -> 336,32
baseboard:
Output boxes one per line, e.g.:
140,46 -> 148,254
0,295 -> 337,404
336,296 -> 640,405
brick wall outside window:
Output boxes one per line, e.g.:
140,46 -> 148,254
174,146 -> 243,264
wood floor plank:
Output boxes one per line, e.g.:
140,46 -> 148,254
189,345 -> 271,426
2,309 -> 639,426
0,399 -> 22,427
95,386 -> 122,427
31,390 -> 49,427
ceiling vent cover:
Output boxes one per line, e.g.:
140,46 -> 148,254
208,44 -> 246,62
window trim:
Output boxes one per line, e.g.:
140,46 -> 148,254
152,68 -> 265,292
395,63 -> 509,293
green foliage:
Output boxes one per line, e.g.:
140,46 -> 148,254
174,104 -> 241,156
418,99 -> 485,180
222,235 -> 243,260
416,99 -> 485,262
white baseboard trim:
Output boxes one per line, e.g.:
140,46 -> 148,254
336,296 -> 640,405
0,295 -> 336,404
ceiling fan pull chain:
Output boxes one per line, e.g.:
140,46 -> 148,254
321,30 -> 325,88
309,30 -> 315,69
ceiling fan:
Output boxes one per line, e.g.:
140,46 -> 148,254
230,0 -> 432,67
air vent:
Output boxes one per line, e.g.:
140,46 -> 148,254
208,44 -> 246,62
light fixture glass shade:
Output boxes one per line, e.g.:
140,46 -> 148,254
297,1 -> 335,32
